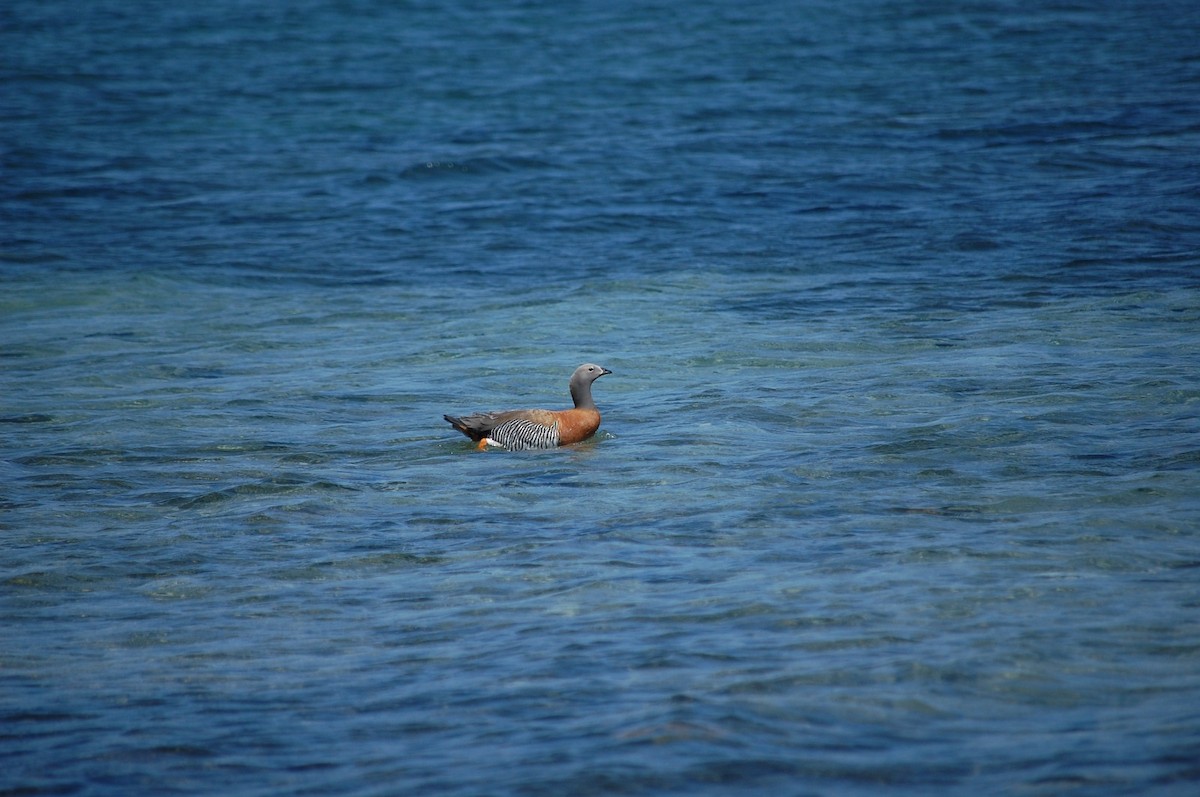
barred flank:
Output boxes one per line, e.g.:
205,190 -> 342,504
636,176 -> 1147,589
490,419 -> 560,450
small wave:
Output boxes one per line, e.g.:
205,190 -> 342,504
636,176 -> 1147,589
397,156 -> 555,179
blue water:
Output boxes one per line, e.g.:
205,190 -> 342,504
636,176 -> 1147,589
3,1 -> 1200,794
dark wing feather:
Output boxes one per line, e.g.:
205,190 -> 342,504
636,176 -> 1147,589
444,412 -> 502,441
444,409 -> 560,446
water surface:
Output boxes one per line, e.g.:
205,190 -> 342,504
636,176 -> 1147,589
3,1 -> 1199,794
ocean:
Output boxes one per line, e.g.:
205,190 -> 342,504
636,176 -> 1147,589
3,1 -> 1199,794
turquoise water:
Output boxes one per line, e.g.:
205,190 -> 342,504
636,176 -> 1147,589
4,1 -> 1200,794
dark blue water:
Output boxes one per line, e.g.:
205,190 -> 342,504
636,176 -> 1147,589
3,2 -> 1199,795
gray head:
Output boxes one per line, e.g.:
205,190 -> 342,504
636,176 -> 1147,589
569,363 -> 612,409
